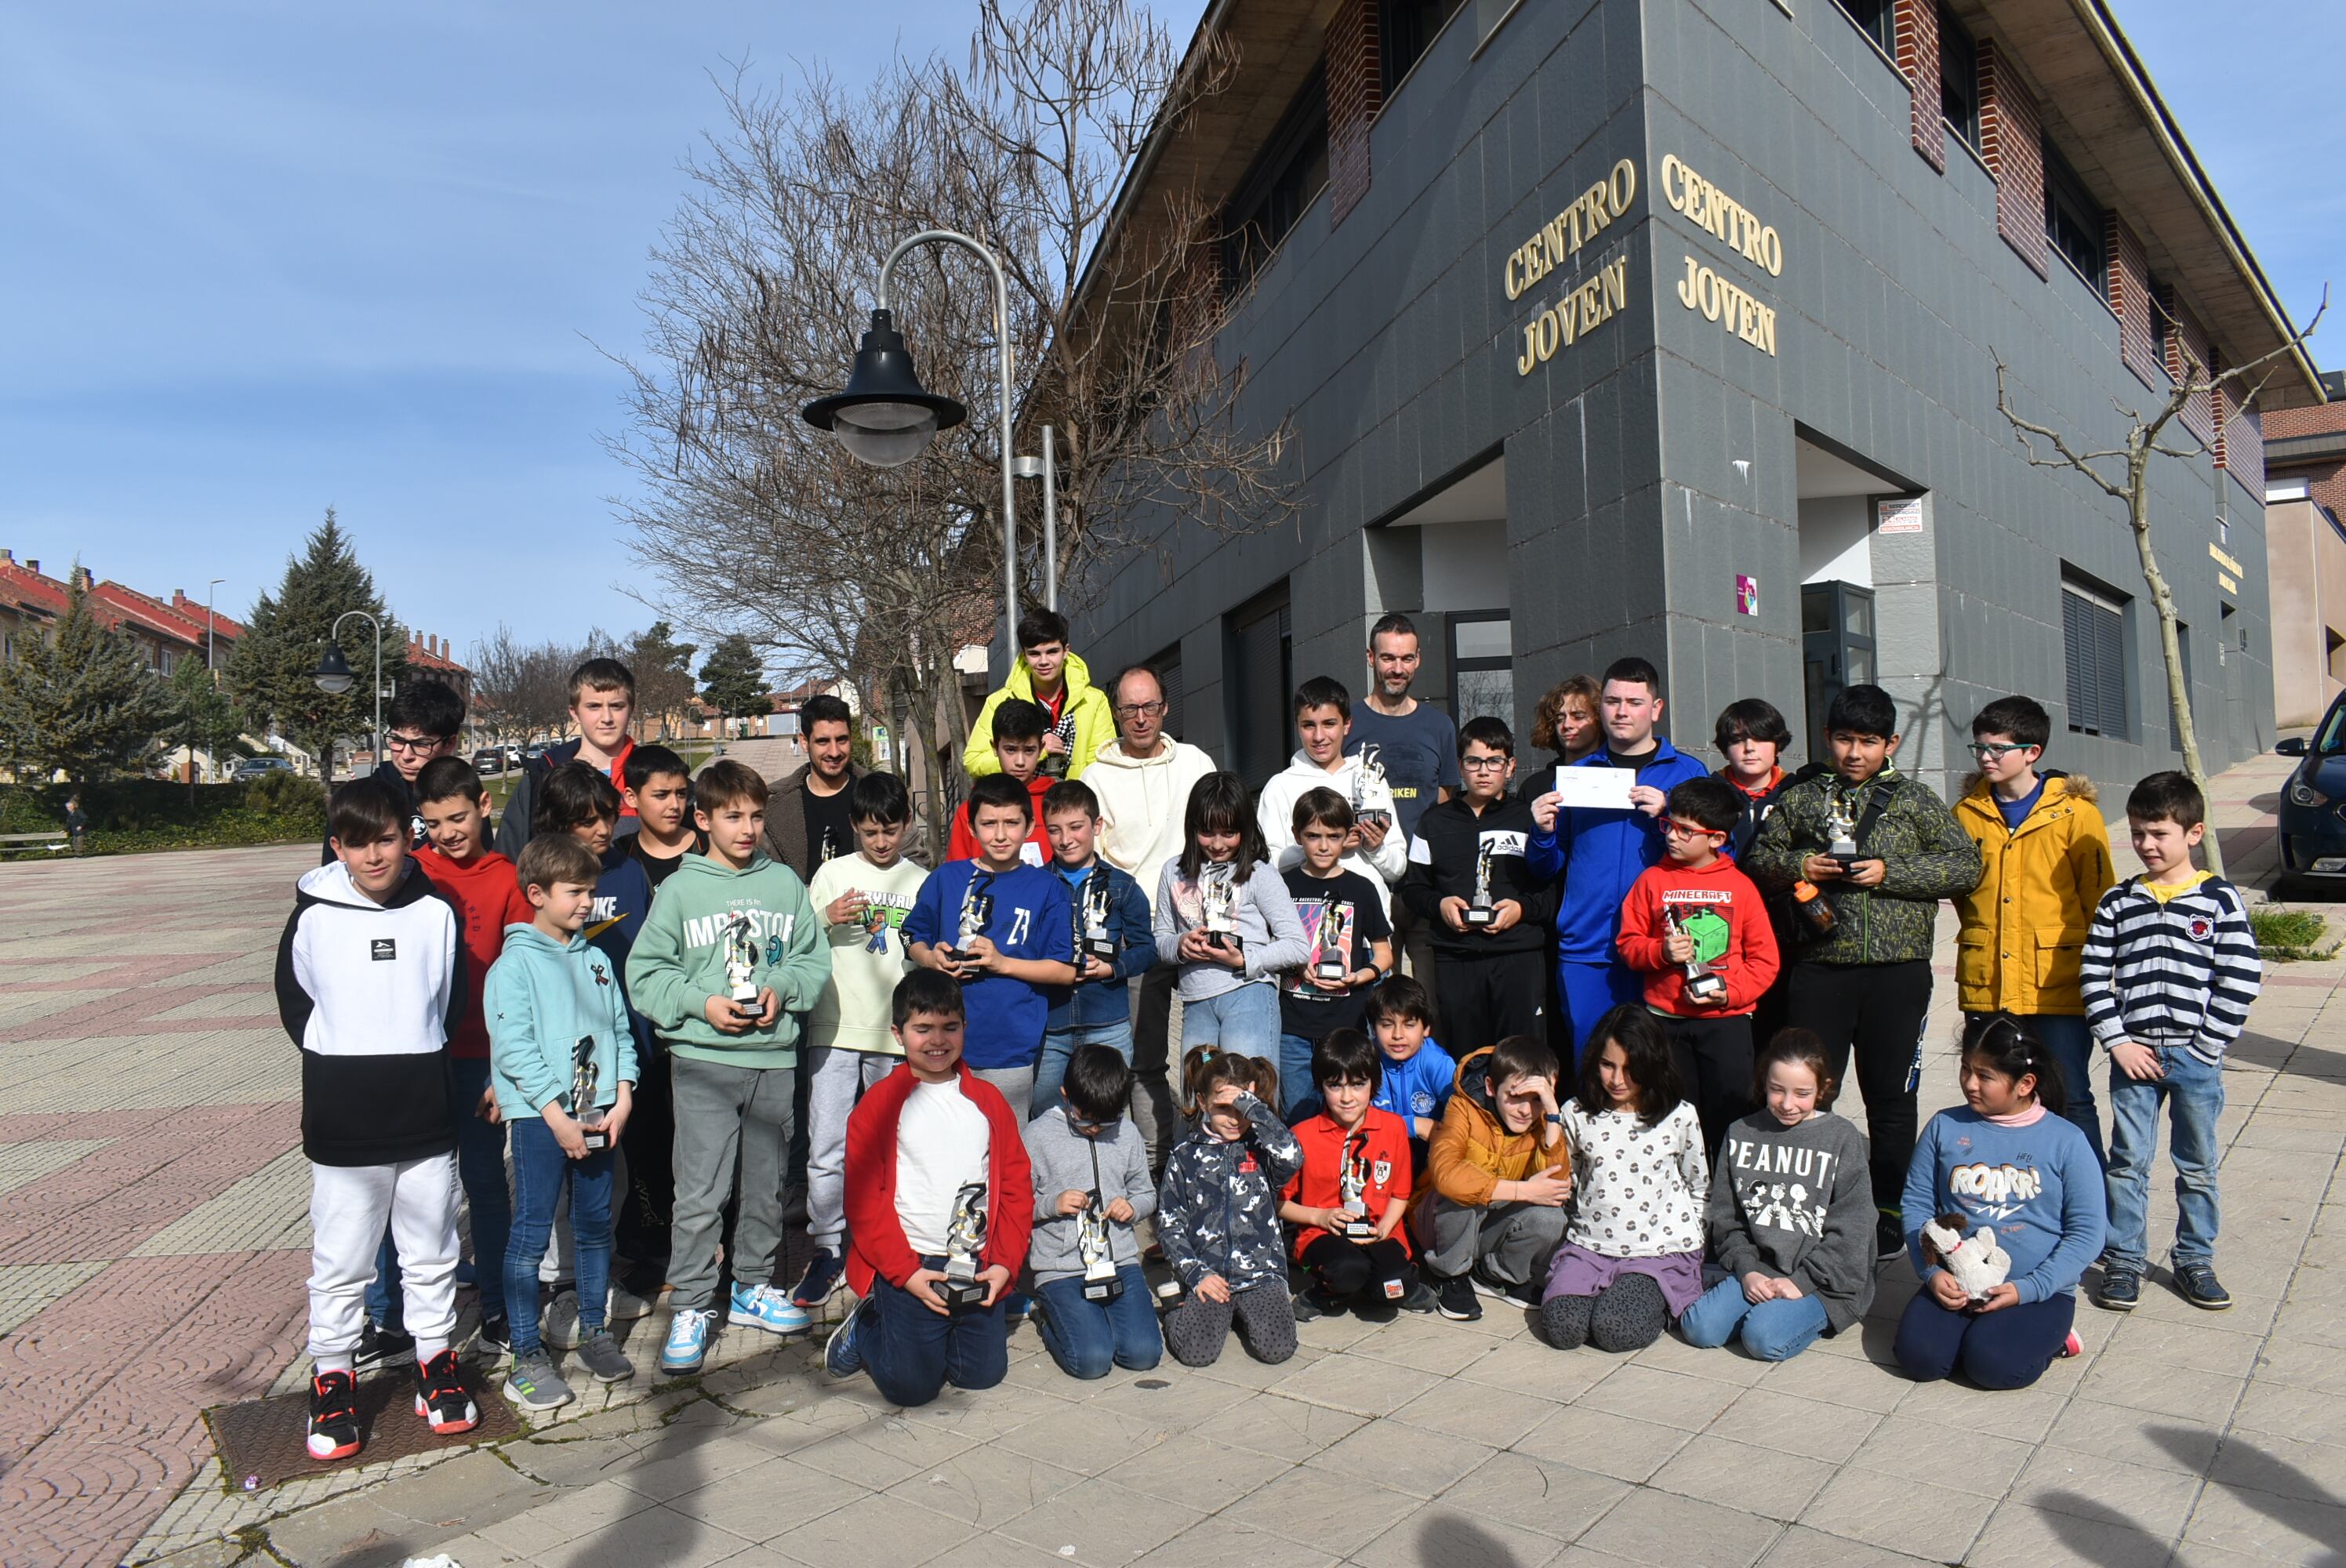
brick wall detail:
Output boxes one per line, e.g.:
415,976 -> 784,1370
1326,0 -> 1381,227
2104,214 -> 2161,390
2162,291 -> 2217,450
1894,0 -> 1945,172
1977,40 -> 2046,278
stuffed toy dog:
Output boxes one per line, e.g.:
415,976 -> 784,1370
1919,1213 -> 2010,1303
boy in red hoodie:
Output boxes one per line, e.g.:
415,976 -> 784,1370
947,699 -> 1051,866
824,970 -> 1033,1407
1618,775 -> 1780,1153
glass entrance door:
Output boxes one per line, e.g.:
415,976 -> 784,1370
1802,582 -> 1876,760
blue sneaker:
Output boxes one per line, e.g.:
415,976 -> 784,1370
825,1295 -> 867,1380
659,1307 -> 717,1373
791,1248 -> 845,1310
730,1282 -> 812,1336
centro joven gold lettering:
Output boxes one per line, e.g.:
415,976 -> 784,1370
1502,159 -> 1639,301
1676,256 -> 1778,356
1658,154 -> 1784,276
1516,254 -> 1631,376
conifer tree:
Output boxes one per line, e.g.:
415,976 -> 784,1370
699,634 -> 768,740
226,510 -> 405,785
0,567 -> 179,784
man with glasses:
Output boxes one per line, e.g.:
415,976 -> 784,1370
1086,666 -> 1217,1170
1951,695 -> 2115,1163
319,681 -> 467,865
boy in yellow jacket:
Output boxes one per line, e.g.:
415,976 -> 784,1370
1953,695 -> 2115,1163
964,608 -> 1116,782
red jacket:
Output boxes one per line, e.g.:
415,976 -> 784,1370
416,844 -> 531,1059
1283,1108 -> 1414,1259
844,1062 -> 1034,1297
946,776 -> 1053,866
1617,855 -> 1781,1016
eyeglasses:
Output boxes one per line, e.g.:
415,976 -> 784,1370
1113,701 -> 1166,718
1460,756 -> 1510,772
385,732 -> 449,753
1661,818 -> 1726,840
1967,742 -> 2034,759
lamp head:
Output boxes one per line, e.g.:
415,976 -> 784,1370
801,309 -> 967,468
313,643 -> 356,696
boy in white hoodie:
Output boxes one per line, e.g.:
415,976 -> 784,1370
1256,677 -> 1408,912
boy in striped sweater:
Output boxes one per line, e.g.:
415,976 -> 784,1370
2079,771 -> 2261,1314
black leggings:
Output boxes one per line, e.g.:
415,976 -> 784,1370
1300,1233 -> 1412,1306
1542,1272 -> 1669,1352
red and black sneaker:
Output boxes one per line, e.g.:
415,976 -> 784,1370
307,1370 -> 362,1461
412,1348 -> 479,1436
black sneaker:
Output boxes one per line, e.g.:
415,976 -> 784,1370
2095,1269 -> 2141,1312
791,1247 -> 845,1310
1436,1274 -> 1483,1322
1876,1214 -> 1906,1265
1396,1279 -> 1440,1315
824,1294 -> 868,1381
1290,1289 -> 1339,1323
356,1321 -> 414,1367
306,1370 -> 362,1461
413,1349 -> 480,1436
2174,1262 -> 2233,1311
477,1315 -> 511,1354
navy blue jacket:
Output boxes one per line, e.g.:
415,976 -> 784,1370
1046,860 -> 1158,1030
1524,738 -> 1711,965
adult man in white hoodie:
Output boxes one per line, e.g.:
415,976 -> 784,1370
1087,666 -> 1218,1168
1256,676 -> 1409,909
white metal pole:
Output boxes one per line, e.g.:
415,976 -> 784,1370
1041,425 -> 1057,612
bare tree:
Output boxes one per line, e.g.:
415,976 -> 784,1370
469,626 -> 579,743
1995,289 -> 2326,877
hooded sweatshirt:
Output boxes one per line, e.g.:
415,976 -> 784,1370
1257,750 -> 1408,908
1706,1109 -> 1876,1332
275,860 -> 462,1167
415,844 -> 531,1060
1409,1047 -> 1572,1225
1023,1107 -> 1157,1284
1525,739 -> 1713,965
964,651 -> 1117,782
485,924 -> 641,1122
1155,1092 -> 1303,1291
622,851 -> 826,1069
1089,736 -> 1218,913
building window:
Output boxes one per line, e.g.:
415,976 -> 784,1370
1149,642 -> 1186,742
1447,612 -> 1513,727
1380,0 -> 1464,98
2043,139 -> 2104,284
1226,587 -> 1292,793
1832,0 -> 1896,57
2062,577 -> 2130,740
1937,4 -> 1981,154
1221,65 -> 1328,292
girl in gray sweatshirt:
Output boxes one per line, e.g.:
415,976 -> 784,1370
1153,773 -> 1307,1058
1680,1030 -> 1876,1361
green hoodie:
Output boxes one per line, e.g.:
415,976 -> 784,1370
486,923 -> 639,1122
623,851 -> 826,1069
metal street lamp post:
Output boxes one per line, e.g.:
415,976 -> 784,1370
313,609 -> 383,779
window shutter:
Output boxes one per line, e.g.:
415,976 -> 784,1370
2094,601 -> 2126,741
2063,589 -> 2094,732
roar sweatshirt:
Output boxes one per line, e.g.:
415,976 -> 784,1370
623,851 -> 826,1069
1901,1106 -> 2105,1303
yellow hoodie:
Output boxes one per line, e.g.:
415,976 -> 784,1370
1952,772 -> 2114,1016
963,649 -> 1117,782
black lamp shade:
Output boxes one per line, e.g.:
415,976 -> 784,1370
313,642 -> 356,695
803,309 -> 968,468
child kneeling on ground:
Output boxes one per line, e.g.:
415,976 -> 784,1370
1156,1047 -> 1302,1367
1282,1030 -> 1436,1318
1023,1045 -> 1162,1378
1409,1033 -> 1573,1323
826,971 -> 1034,1406
1680,1029 -> 1873,1361
1540,1007 -> 1709,1353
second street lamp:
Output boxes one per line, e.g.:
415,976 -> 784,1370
313,609 -> 383,775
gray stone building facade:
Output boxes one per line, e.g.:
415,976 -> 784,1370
1072,0 -> 2323,800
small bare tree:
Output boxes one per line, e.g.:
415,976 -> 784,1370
469,626 -> 580,743
1995,289 -> 2326,877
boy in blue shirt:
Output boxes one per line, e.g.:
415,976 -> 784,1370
1035,780 -> 1157,1118
906,773 -> 1080,1118
1367,977 -> 1454,1152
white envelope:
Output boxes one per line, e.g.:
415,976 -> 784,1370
1552,766 -> 1636,811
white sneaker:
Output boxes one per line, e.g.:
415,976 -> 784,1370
540,1287 -> 583,1351
607,1282 -> 656,1322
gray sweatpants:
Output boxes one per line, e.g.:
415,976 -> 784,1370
669,1054 -> 796,1312
1415,1196 -> 1568,1287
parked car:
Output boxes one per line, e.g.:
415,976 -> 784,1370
521,744 -> 549,765
232,757 -> 294,781
471,748 -> 505,776
2274,694 -> 2346,889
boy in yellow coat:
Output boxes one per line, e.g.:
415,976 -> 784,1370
964,608 -> 1116,783
1953,695 -> 2115,1163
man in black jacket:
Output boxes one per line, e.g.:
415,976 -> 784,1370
493,657 -> 637,859
1400,716 -> 1552,1052
761,693 -> 860,880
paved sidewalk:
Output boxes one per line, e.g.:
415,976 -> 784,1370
2,748 -> 2341,1568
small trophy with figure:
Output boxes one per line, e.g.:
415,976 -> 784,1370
1353,743 -> 1391,833
1667,905 -> 1728,1007
939,1182 -> 990,1310
1464,837 -> 1497,929
724,913 -> 765,1021
1313,900 -> 1353,983
946,869 -> 994,965
1825,785 -> 1861,866
569,1036 -> 608,1150
1078,1199 -> 1122,1303
1200,863 -> 1239,953
1338,1131 -> 1377,1240
1079,874 -> 1117,964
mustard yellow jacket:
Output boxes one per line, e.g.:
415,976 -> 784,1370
1952,772 -> 2115,1016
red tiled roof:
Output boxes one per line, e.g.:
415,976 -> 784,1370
0,561 -> 71,620
89,583 -> 210,649
168,590 -> 246,643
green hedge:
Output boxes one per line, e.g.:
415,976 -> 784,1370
0,774 -> 327,857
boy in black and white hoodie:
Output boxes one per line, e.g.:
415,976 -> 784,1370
278,777 -> 478,1461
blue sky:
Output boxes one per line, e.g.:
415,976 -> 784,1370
3,2 -> 2336,653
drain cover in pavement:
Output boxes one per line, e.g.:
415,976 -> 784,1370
208,1366 -> 519,1490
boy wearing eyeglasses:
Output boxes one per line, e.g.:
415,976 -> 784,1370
320,681 -> 467,864
1616,776 -> 1780,1152
1952,695 -> 2115,1164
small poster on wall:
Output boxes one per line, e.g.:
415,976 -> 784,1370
1877,497 -> 1924,535
1735,575 -> 1759,616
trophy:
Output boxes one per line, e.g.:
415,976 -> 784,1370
569,1036 -> 608,1150
724,913 -> 765,1021
1042,713 -> 1077,779
1200,864 -> 1238,953
1667,906 -> 1728,1007
939,1182 -> 990,1310
1078,874 -> 1117,965
946,869 -> 994,965
1464,837 -> 1497,929
1313,899 -> 1353,983
1077,1200 -> 1123,1303
1337,1132 -> 1377,1240
1824,786 -> 1861,867
1352,744 -> 1391,834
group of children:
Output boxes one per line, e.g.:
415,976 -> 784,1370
285,651 -> 2262,1461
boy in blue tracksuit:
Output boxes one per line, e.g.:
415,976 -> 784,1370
1524,658 -> 1709,1060
1035,781 -> 1157,1117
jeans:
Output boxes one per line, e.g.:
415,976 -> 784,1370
1894,1288 -> 2074,1389
1678,1276 -> 1830,1361
859,1254 -> 1010,1407
1033,1266 -> 1162,1379
1178,982 -> 1280,1058
1558,960 -> 1643,1063
368,1056 -> 509,1328
1278,1033 -> 1322,1120
2104,1045 -> 2224,1272
504,1116 -> 614,1357
1034,1022 -> 1135,1120
1970,1012 -> 2103,1168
